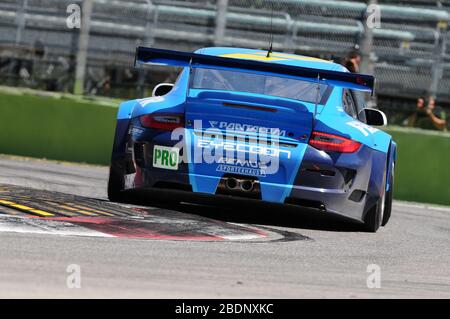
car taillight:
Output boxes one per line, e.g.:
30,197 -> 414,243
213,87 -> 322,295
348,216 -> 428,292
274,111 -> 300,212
139,113 -> 184,130
309,131 -> 361,153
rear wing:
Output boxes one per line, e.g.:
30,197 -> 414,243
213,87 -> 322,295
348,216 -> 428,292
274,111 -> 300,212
135,46 -> 375,93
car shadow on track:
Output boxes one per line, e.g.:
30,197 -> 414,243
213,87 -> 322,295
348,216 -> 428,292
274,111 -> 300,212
122,191 -> 365,233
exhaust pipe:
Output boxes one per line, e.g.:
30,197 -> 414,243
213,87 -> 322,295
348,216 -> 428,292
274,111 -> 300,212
240,180 -> 254,192
225,178 -> 238,190
224,177 -> 255,192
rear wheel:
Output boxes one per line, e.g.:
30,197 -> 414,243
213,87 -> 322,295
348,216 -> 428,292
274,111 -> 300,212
107,163 -> 126,203
107,161 -> 177,208
364,162 -> 388,232
364,192 -> 384,232
381,163 -> 394,226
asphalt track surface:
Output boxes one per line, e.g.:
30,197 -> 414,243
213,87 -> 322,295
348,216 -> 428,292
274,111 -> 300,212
0,155 -> 449,298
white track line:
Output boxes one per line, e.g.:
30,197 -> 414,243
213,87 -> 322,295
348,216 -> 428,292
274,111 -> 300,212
220,233 -> 263,240
0,215 -> 265,241
0,215 -> 113,238
394,201 -> 450,212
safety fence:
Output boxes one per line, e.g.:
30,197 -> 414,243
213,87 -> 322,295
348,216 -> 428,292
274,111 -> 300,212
0,0 -> 449,110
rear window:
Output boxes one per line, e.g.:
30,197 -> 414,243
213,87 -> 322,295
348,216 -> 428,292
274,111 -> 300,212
191,68 -> 332,105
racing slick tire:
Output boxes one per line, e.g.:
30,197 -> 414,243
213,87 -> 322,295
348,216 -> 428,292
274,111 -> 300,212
381,163 -> 394,227
364,198 -> 383,233
107,163 -> 127,203
107,162 -> 179,208
364,164 -> 388,232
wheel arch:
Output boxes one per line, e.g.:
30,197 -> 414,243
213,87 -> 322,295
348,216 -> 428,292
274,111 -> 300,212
386,140 -> 397,192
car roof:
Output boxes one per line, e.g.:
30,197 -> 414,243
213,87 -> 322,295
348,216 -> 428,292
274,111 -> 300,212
195,47 -> 348,72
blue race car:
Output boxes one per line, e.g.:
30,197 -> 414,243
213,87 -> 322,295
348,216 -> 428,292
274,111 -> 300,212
108,46 -> 397,232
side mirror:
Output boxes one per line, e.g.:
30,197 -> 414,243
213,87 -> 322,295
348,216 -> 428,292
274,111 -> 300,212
362,108 -> 387,126
152,83 -> 174,97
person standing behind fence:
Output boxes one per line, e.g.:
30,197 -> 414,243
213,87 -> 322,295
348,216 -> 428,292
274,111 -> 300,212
343,50 -> 361,73
426,97 -> 447,132
407,97 -> 427,127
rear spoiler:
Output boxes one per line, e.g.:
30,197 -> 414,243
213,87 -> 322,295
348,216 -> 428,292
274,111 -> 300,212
135,46 -> 375,93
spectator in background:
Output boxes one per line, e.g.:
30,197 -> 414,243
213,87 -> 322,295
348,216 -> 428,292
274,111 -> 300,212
426,97 -> 447,132
343,50 -> 361,73
32,40 -> 45,59
407,96 -> 427,127
408,96 -> 448,132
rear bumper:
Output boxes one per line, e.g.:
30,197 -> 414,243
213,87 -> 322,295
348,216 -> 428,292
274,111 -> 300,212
287,184 -> 366,222
120,146 -> 377,223
123,144 -> 375,223
126,179 -> 366,224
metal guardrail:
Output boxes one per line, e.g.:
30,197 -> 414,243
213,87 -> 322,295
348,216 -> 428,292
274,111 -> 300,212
0,0 -> 449,106
229,0 -> 450,22
0,5 -> 416,41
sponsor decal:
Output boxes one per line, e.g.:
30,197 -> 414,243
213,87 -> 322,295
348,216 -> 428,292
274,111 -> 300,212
217,157 -> 267,168
197,139 -> 291,159
347,121 -> 379,136
209,121 -> 286,137
170,120 -> 286,174
216,158 -> 267,177
217,165 -> 266,177
138,96 -> 165,107
153,145 -> 179,170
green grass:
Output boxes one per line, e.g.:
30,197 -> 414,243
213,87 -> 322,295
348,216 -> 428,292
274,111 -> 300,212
0,91 -> 117,164
384,127 -> 450,206
0,91 -> 449,205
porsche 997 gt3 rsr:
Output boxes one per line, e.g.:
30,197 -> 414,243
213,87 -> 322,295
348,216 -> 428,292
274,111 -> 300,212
108,47 -> 397,232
